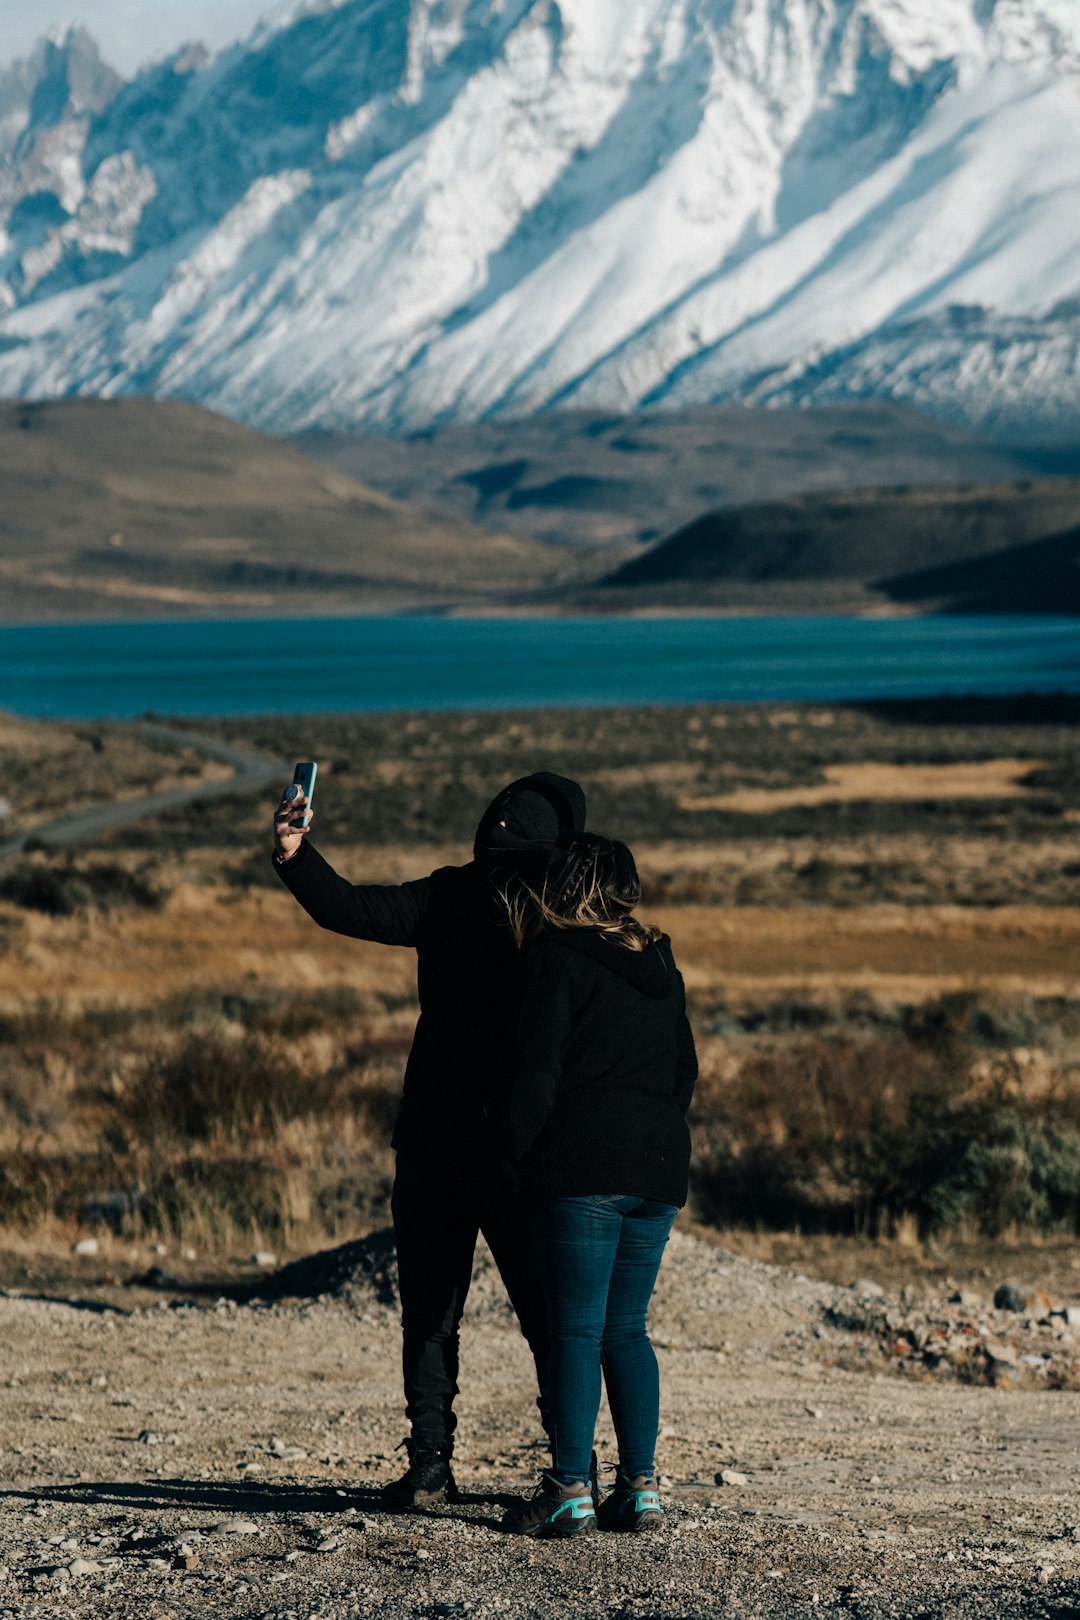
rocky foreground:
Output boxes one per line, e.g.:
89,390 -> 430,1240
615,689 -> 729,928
1,1230 -> 1078,1620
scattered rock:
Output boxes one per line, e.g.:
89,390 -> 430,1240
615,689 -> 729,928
136,1430 -> 163,1446
994,1284 -> 1053,1315
269,1435 -> 308,1460
851,1279 -> 885,1298
72,1238 -> 99,1257
67,1558 -> 101,1577
716,1469 -> 750,1487
315,1537 -> 342,1553
213,1518 -> 259,1536
252,1251 -> 278,1268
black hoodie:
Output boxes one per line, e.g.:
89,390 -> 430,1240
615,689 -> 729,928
275,772 -> 587,1154
494,930 -> 698,1207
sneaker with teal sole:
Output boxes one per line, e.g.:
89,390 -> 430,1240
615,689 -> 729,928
596,1471 -> 663,1533
503,1472 -> 597,1538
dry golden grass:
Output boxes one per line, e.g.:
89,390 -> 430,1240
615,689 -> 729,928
680,757 -> 1048,813
3,697 -> 1080,1286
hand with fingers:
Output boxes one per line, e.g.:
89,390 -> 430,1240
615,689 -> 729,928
273,783 -> 313,863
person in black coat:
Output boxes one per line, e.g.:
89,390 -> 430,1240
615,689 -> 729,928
272,768 -> 587,1509
493,834 -> 697,1539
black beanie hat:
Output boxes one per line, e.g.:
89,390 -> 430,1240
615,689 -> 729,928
474,771 -> 587,859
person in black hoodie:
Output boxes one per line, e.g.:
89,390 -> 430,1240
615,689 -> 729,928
272,769 -> 587,1509
494,834 -> 697,1539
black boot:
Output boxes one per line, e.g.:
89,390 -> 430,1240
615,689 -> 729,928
381,1439 -> 457,1511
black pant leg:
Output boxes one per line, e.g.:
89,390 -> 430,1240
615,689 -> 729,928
392,1152 -> 479,1453
476,1171 -> 550,1434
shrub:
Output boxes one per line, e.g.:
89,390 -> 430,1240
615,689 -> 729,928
114,1033 -> 332,1147
689,1030 -> 1080,1238
0,860 -> 165,916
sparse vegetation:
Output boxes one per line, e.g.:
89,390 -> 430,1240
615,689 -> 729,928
689,994 -> 1080,1238
4,697 -> 1080,1283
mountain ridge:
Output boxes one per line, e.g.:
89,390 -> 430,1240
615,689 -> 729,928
0,2 -> 1077,440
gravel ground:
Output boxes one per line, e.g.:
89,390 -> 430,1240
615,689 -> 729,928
2,1230 -> 1079,1620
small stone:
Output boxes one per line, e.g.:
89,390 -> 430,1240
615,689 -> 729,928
1038,1564 -> 1056,1584
67,1558 -> 100,1577
316,1538 -> 341,1554
1059,1306 -> 1080,1328
851,1278 -> 885,1297
174,1554 -> 200,1571
717,1469 -> 750,1487
252,1251 -> 277,1268
72,1239 -> 99,1257
137,1430 -> 163,1446
213,1518 -> 259,1536
151,1243 -> 168,1256
994,1284 -> 1053,1314
180,1247 -> 197,1261
804,1405 -> 823,1418
948,1288 -> 980,1307
268,1436 -> 307,1460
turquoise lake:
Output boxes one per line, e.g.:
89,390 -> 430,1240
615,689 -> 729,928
4,615 -> 1080,719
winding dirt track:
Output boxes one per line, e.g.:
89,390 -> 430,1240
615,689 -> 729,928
0,723 -> 286,860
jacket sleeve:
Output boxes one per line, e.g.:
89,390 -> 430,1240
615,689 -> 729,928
674,1011 -> 698,1114
274,839 -> 430,947
493,945 -> 575,1164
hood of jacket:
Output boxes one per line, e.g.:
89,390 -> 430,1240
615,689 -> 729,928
534,928 -> 676,999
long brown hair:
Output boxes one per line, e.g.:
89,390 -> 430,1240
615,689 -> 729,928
500,834 -> 661,952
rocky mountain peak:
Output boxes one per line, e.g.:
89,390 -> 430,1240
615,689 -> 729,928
0,0 -> 1076,442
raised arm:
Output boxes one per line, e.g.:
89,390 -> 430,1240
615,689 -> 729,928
271,782 -> 429,946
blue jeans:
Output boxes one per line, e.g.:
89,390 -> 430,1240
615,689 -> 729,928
532,1194 -> 677,1485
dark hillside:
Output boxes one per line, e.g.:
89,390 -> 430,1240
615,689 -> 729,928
879,525 -> 1080,614
601,480 -> 1080,593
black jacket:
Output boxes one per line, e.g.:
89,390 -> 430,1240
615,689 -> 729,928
277,841 -> 519,1151
493,930 -> 697,1206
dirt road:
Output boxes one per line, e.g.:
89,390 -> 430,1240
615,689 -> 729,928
1,1233 -> 1078,1620
0,723 -> 286,860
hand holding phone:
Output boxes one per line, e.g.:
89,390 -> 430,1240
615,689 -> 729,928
273,760 -> 317,861
290,761 -> 317,828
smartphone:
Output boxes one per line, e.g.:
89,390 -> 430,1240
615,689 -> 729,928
290,761 -> 317,829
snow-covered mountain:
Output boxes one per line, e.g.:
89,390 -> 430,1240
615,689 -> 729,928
0,0 -> 1077,443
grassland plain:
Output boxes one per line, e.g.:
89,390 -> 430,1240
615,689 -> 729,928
2,697 -> 1080,1618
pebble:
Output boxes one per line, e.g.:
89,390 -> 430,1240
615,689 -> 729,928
252,1251 -> 278,1267
315,1538 -> 342,1553
850,1279 -> 885,1298
994,1284 -> 1053,1315
67,1558 -> 101,1577
137,1430 -> 163,1446
72,1239 -> 99,1257
214,1518 -> 260,1536
716,1469 -> 750,1487
269,1435 -> 308,1460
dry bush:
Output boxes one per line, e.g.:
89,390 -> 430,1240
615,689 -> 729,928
690,1004 -> 1080,1238
0,859 -> 166,916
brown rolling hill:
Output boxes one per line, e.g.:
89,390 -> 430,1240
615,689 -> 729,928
593,479 -> 1080,612
0,398 -> 577,621
293,401 -> 1044,554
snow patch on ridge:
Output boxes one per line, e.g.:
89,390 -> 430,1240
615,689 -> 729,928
0,0 -> 1076,439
